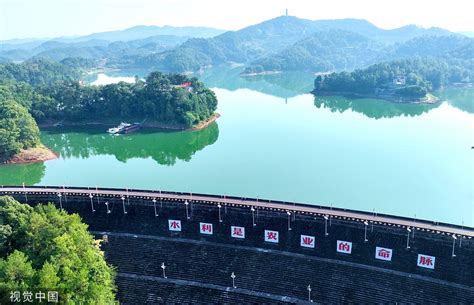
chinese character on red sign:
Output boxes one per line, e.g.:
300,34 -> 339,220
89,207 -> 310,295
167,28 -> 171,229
168,220 -> 181,232
200,222 -> 213,235
336,240 -> 352,254
264,230 -> 279,243
417,254 -> 435,269
231,226 -> 245,239
375,246 -> 393,261
300,235 -> 315,248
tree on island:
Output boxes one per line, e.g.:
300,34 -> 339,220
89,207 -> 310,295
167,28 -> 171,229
40,71 -> 218,127
0,60 -> 218,129
0,196 -> 116,304
313,58 -> 472,100
0,100 -> 40,161
0,60 -> 219,162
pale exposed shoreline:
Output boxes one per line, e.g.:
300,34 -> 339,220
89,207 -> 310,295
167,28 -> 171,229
191,113 -> 220,131
142,113 -> 220,131
2,145 -> 58,165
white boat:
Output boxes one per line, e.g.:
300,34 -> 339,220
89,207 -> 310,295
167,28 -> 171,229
107,122 -> 142,134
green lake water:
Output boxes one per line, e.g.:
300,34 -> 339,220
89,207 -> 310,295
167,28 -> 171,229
1,66 -> 473,226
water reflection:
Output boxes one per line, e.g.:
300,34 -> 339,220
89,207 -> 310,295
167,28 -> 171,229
0,162 -> 46,185
84,66 -> 314,98
86,67 -> 473,118
41,123 -> 219,166
196,65 -> 315,98
440,87 -> 474,114
198,66 -> 472,118
314,95 -> 440,119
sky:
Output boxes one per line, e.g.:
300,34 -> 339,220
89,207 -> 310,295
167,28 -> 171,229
1,0 -> 473,41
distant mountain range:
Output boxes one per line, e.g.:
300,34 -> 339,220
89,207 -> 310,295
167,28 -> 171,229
247,31 -> 473,73
459,31 -> 474,38
1,16 -> 472,74
1,25 -> 225,48
290,18 -> 453,43
58,25 -> 226,42
0,25 -> 225,62
135,16 -> 469,73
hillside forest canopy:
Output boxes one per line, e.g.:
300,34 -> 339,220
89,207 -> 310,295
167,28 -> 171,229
0,196 -> 116,303
0,60 -> 218,161
2,17 -> 473,75
0,100 -> 40,162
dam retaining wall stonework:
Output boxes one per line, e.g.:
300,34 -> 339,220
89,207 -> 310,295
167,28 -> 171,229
2,189 -> 474,303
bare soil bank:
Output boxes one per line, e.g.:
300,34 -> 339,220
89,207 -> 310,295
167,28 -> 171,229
2,145 -> 58,165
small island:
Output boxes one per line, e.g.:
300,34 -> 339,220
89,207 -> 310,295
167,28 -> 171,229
312,59 -> 470,103
0,60 -> 218,164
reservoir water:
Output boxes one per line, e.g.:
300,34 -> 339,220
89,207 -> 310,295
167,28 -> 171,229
1,67 -> 473,226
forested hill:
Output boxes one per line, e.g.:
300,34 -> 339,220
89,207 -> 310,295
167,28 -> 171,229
312,58 -> 473,101
0,60 -> 218,161
134,16 -> 324,72
0,35 -> 193,63
1,25 -> 224,50
1,16 -> 462,73
69,25 -> 225,42
0,25 -> 225,63
42,72 -> 218,127
133,16 -> 460,73
0,60 -> 81,86
0,60 -> 217,126
300,19 -> 452,43
246,34 -> 473,73
244,29 -> 386,73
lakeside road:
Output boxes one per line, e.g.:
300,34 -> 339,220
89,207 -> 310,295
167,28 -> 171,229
1,186 -> 472,237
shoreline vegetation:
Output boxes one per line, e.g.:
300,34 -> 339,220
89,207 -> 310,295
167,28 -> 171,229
39,112 -> 221,131
312,59 -> 471,105
0,60 -> 219,165
190,112 -> 220,130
